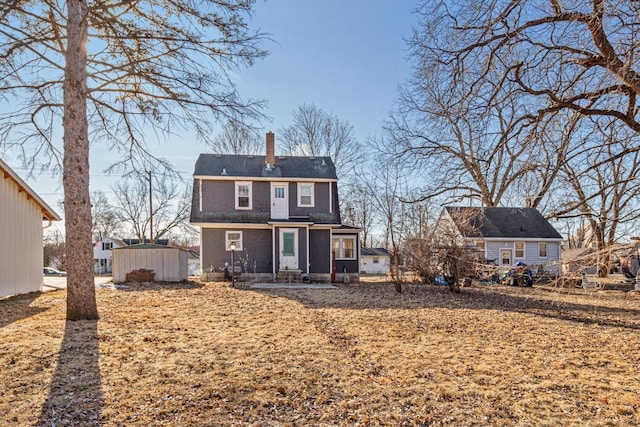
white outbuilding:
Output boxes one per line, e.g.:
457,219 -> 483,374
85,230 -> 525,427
1,158 -> 60,297
112,244 -> 189,283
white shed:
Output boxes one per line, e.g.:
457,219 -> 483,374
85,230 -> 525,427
112,244 -> 189,283
1,158 -> 60,297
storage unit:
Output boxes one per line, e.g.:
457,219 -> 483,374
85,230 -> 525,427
112,244 -> 189,283
1,158 -> 60,297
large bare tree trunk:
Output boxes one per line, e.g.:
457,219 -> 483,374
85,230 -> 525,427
64,0 -> 98,320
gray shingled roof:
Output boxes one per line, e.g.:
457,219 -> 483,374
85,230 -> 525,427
361,248 -> 391,257
445,206 -> 562,239
194,154 -> 337,180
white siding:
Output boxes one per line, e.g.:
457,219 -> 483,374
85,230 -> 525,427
112,247 -> 189,283
361,255 -> 390,274
0,175 -> 44,297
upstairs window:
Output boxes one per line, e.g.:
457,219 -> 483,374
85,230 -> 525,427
102,242 -> 113,251
298,183 -> 314,207
515,242 -> 525,258
235,182 -> 252,210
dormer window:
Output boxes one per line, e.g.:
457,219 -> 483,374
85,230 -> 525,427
235,181 -> 252,210
297,183 -> 314,207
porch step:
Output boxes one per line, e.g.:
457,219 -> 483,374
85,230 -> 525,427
277,269 -> 302,282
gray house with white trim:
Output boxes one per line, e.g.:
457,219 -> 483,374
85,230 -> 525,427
190,132 -> 360,282
435,206 -> 563,275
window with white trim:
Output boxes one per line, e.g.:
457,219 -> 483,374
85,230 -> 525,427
225,231 -> 243,251
235,182 -> 252,210
332,236 -> 356,260
297,183 -> 314,207
539,242 -> 547,258
515,242 -> 525,258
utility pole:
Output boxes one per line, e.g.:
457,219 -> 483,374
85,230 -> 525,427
148,170 -> 153,244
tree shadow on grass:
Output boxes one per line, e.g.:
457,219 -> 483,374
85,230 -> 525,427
249,282 -> 640,330
115,280 -> 206,292
0,291 -> 50,329
37,319 -> 102,426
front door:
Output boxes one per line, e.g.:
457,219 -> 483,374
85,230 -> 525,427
500,249 -> 513,267
279,229 -> 298,269
271,183 -> 288,219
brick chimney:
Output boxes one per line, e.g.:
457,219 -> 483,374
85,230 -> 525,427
265,131 -> 275,167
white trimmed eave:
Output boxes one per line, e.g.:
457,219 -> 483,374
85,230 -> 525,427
0,158 -> 61,221
472,237 -> 563,242
194,175 -> 337,183
191,222 -> 272,229
332,227 -> 362,234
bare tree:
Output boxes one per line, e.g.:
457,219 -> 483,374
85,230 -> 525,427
390,30 -> 574,207
430,208 -> 487,291
209,119 -> 263,155
412,0 -> 640,153
280,104 -> 362,180
0,1 -> 265,319
112,174 -> 191,244
552,121 -> 640,276
91,191 -> 121,242
361,149 -> 413,293
340,182 -> 378,248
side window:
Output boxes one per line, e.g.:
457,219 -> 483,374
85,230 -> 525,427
515,242 -> 525,258
332,236 -> 356,260
539,242 -> 547,258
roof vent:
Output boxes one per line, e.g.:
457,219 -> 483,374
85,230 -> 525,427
321,159 -> 326,166
221,168 -> 227,175
265,163 -> 272,172
215,154 -> 222,158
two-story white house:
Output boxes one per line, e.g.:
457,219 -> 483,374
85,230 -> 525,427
190,132 -> 361,282
93,237 -> 126,274
434,206 -> 563,275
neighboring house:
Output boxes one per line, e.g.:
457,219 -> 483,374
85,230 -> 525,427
360,248 -> 391,275
1,158 -> 60,297
560,247 -> 593,275
190,132 -> 361,282
112,244 -> 189,283
93,237 -> 127,274
435,206 -> 563,274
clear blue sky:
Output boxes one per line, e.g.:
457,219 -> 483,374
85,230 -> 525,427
9,0 -> 417,225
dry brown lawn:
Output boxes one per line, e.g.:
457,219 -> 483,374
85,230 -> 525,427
1,279 -> 640,426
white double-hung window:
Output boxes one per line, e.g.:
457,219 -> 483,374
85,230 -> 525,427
225,231 -> 243,251
297,183 -> 314,207
515,242 -> 525,258
235,182 -> 252,209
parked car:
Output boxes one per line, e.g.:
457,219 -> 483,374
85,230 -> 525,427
43,267 -> 66,276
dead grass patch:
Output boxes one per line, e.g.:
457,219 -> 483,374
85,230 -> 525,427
1,280 -> 639,426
